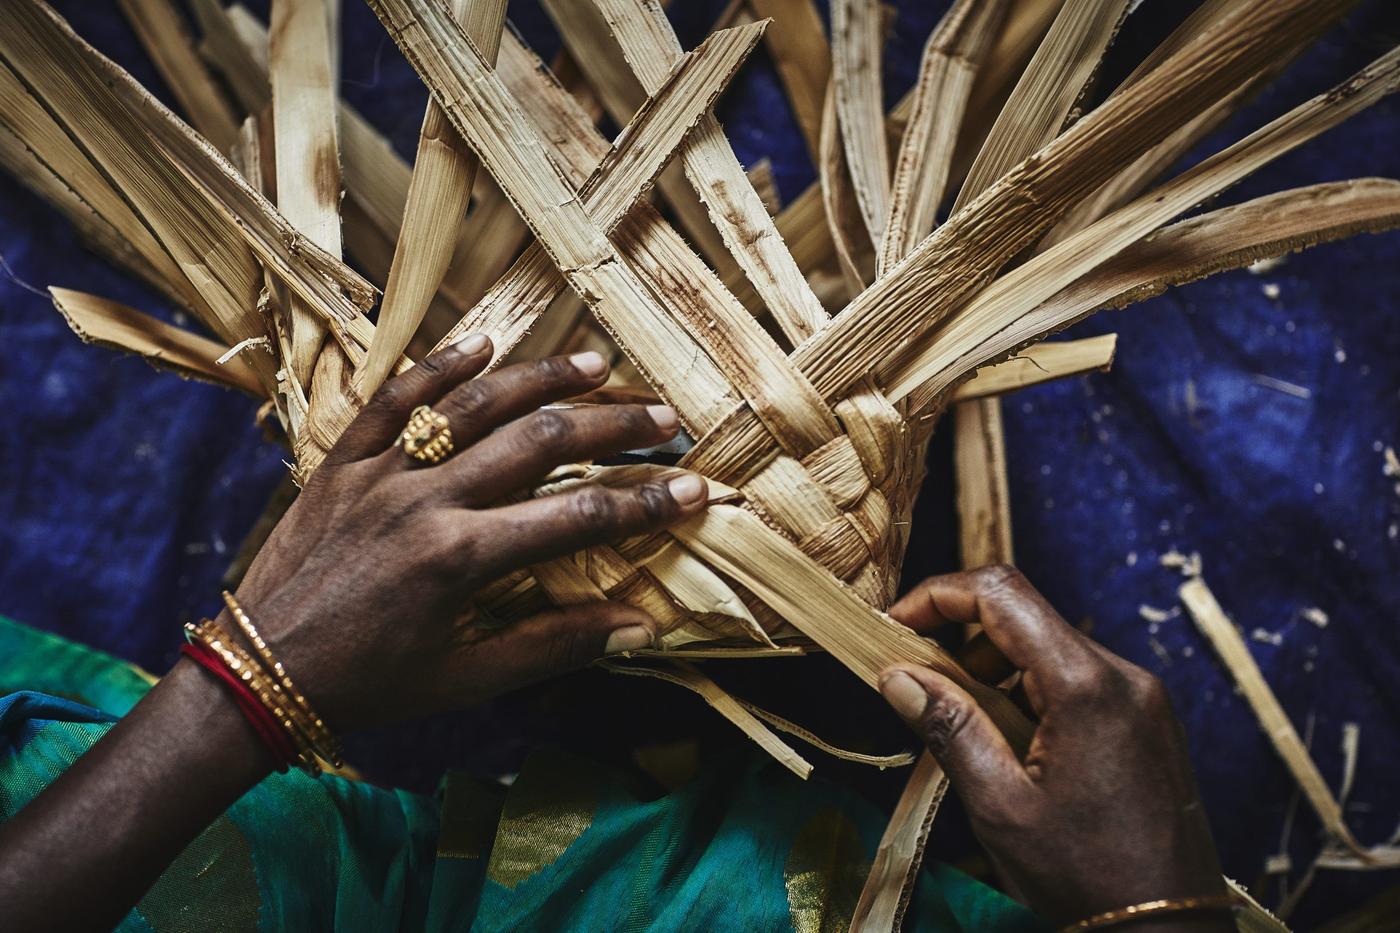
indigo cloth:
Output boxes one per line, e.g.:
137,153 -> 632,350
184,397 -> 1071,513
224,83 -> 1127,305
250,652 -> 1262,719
0,1 -> 1396,927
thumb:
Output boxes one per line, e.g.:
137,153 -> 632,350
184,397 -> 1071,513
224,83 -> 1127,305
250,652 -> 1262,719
493,602 -> 657,686
880,665 -> 1027,808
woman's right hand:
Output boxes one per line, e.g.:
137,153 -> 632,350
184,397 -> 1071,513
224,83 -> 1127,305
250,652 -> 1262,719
880,567 -> 1233,930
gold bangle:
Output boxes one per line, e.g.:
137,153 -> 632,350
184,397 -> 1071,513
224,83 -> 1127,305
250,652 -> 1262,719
1059,894 -> 1240,932
221,591 -> 343,767
185,620 -> 322,776
195,616 -> 325,762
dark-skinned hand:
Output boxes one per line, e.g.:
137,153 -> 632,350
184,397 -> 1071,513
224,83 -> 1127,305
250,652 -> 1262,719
229,333 -> 708,730
880,566 -> 1233,932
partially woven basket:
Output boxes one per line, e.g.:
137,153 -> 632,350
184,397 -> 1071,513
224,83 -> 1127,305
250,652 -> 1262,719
7,0 -> 1399,787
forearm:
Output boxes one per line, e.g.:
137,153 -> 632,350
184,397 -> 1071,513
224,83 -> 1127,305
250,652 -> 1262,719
0,658 -> 274,932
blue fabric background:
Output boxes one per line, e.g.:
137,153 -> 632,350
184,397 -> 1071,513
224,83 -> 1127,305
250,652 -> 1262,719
0,1 -> 1396,927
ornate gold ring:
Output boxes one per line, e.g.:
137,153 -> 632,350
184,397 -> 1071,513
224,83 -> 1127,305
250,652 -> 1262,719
397,404 -> 454,464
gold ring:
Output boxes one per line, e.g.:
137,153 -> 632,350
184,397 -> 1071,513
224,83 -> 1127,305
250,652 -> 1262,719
396,404 -> 454,463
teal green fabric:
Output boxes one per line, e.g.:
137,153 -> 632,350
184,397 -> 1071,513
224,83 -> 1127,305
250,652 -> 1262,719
0,616 -> 1043,931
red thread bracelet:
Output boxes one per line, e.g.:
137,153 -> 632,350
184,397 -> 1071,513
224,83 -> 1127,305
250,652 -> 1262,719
181,642 -> 296,772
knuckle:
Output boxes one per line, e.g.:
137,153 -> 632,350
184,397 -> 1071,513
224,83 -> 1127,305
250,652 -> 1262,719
635,481 -> 675,522
919,693 -> 976,757
366,378 -> 406,415
537,355 -> 576,386
571,487 -> 618,527
414,352 -> 447,378
970,563 -> 1023,594
1059,660 -> 1119,703
542,624 -> 594,673
447,379 -> 491,419
525,410 -> 574,450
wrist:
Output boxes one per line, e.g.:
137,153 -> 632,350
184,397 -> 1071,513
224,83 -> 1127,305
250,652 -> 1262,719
160,655 -> 280,790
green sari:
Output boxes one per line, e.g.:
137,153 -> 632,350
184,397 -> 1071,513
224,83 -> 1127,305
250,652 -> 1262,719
0,616 -> 1043,931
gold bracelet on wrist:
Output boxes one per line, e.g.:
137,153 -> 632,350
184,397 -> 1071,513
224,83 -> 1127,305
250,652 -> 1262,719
1059,894 -> 1241,932
185,619 -> 323,776
220,591 -> 343,767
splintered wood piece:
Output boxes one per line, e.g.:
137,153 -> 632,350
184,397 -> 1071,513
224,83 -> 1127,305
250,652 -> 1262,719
1180,577 -> 1367,856
830,0 -> 890,248
117,0 -> 241,151
537,0 -> 731,269
50,287 -> 263,394
594,0 -> 830,344
878,0 -> 1009,276
952,333 -> 1117,401
749,0 -> 829,162
886,46 -> 1400,408
953,0 -> 1131,213
355,0 -> 507,400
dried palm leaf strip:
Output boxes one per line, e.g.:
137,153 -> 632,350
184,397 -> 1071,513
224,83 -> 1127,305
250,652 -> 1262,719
830,0 -> 890,248
878,0 -> 1010,276
0,62 -> 196,311
885,45 -> 1400,409
718,0 -> 1057,300
117,0 -> 241,151
367,1 -> 842,454
674,505 -> 1034,747
269,0 -> 343,388
600,659 -> 815,779
896,179 -> 1400,413
1041,0 -> 1319,247
819,74 -> 873,297
536,0 -> 731,271
852,753 -> 950,931
49,287 -> 263,395
0,3 -> 297,392
749,0 -> 828,163
11,0 -> 376,325
416,18 -> 847,462
356,0 -> 507,400
952,0 -> 1131,214
0,128 -> 177,303
196,0 -> 524,333
952,334 -> 1117,401
1180,577 -> 1368,856
593,0 -> 830,346
682,0 -> 1354,488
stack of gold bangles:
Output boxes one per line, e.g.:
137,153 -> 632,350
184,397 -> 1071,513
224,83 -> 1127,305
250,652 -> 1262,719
182,591 -> 342,775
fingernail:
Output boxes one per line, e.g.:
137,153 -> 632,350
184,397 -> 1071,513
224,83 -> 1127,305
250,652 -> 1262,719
647,405 -> 678,432
569,351 -> 608,378
604,624 -> 654,655
452,332 -> 489,355
667,473 -> 707,507
880,671 -> 929,720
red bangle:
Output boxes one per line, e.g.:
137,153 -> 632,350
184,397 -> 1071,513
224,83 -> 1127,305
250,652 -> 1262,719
181,643 -> 296,772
